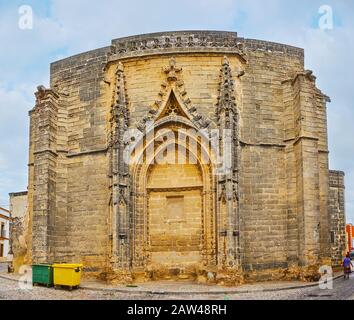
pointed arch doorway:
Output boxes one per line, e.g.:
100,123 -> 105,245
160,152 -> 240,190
147,157 -> 204,269
131,97 -> 217,278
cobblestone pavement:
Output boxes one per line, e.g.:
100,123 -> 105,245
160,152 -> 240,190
0,274 -> 353,300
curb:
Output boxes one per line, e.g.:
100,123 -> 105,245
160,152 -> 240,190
80,274 -> 344,295
0,274 -> 20,283
0,273 -> 344,295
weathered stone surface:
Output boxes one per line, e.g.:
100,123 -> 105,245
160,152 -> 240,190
9,192 -> 28,272
329,171 -> 346,265
24,31 -> 345,284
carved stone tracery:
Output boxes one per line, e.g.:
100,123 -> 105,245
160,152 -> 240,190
137,58 -> 211,132
215,57 -> 241,269
105,33 -> 250,73
109,62 -> 131,270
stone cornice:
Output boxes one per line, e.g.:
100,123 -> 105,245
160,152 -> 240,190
108,31 -> 247,65
292,135 -> 319,146
239,140 -> 286,148
67,148 -> 108,158
106,32 -> 304,65
33,149 -> 58,157
146,186 -> 203,192
107,47 -> 248,66
51,31 -> 304,74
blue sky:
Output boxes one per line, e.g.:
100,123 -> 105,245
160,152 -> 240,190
0,0 -> 353,223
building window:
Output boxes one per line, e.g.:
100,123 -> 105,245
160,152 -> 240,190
330,231 -> 335,244
0,223 -> 5,238
0,243 -> 3,257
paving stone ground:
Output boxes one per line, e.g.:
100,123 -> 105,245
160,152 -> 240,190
0,271 -> 353,300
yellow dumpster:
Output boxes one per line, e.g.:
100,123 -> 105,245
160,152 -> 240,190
52,264 -> 83,290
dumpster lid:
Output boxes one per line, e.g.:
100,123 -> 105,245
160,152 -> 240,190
32,264 -> 52,267
52,264 -> 83,269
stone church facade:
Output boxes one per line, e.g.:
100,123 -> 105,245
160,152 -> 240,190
26,31 -> 346,283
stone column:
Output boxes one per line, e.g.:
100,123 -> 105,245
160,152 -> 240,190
291,71 -> 323,268
30,86 -> 59,263
215,57 -> 241,271
109,63 -> 132,274
283,70 -> 333,275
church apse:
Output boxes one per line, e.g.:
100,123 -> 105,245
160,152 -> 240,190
26,31 -> 346,284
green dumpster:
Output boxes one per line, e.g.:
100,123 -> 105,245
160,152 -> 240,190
32,264 -> 53,287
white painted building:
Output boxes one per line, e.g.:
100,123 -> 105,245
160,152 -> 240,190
0,207 -> 11,261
